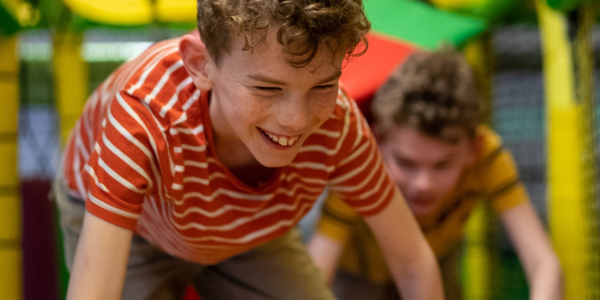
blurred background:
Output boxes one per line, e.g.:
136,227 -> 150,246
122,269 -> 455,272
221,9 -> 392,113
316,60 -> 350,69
1,0 -> 599,299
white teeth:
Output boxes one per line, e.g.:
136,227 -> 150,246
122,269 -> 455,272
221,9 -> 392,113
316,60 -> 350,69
265,131 -> 298,146
266,133 -> 279,142
278,137 -> 288,146
286,136 -> 299,146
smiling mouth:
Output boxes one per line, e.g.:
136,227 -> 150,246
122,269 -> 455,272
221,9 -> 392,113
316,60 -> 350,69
409,196 -> 435,206
261,129 -> 300,147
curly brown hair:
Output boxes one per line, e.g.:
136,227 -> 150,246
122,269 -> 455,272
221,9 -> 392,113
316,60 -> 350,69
371,48 -> 481,143
196,0 -> 370,67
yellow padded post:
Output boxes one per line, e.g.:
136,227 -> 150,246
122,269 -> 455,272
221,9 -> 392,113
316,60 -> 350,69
461,36 -> 493,300
0,32 -> 23,300
53,31 -> 88,145
462,202 -> 491,299
536,0 -> 592,298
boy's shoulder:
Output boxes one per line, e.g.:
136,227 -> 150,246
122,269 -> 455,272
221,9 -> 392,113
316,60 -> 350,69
107,37 -> 183,96
126,37 -> 185,88
106,36 -> 201,127
475,125 -> 503,160
471,125 -> 520,184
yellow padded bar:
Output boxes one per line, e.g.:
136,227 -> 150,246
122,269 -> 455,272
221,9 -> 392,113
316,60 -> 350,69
61,0 -> 152,26
155,0 -> 196,23
536,0 -> 590,299
0,32 -> 23,300
60,0 -> 198,26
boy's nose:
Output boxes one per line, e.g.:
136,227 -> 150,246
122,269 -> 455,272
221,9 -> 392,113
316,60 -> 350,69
413,171 -> 432,191
276,94 -> 310,131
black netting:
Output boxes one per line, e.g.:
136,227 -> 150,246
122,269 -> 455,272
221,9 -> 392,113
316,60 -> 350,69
488,24 -> 546,299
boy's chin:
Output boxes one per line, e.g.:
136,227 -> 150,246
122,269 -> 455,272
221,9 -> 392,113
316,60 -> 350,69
254,153 -> 296,168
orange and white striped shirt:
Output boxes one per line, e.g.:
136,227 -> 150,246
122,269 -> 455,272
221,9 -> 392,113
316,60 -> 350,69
62,37 -> 395,264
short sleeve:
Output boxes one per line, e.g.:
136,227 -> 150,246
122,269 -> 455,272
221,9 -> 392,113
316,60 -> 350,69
327,91 -> 396,217
83,91 -> 157,230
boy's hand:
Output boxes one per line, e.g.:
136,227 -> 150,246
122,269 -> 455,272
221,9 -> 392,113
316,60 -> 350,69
307,232 -> 345,284
500,203 -> 563,300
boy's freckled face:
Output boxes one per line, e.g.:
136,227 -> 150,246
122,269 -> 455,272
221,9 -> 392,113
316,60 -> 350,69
205,27 -> 343,168
381,125 -> 476,215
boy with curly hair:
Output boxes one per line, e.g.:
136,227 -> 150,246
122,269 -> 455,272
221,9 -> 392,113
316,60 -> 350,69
53,0 -> 445,299
308,48 -> 563,300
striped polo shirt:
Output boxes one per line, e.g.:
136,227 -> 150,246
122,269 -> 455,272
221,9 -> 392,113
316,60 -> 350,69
316,126 -> 529,283
61,37 -> 395,264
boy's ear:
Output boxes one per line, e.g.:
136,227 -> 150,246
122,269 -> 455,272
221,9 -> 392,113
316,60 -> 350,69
370,124 -> 386,142
468,134 -> 483,164
179,34 -> 214,91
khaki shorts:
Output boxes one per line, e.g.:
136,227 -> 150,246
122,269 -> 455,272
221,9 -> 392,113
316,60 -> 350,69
53,178 -> 335,300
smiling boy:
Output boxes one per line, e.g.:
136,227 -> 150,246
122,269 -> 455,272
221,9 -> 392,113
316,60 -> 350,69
307,48 -> 563,300
53,0 -> 444,299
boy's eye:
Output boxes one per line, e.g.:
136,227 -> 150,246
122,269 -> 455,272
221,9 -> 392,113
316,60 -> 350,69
314,84 -> 336,90
254,86 -> 281,92
395,158 -> 415,169
434,161 -> 452,170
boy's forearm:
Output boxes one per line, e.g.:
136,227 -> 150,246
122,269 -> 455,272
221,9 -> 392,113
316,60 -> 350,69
391,252 -> 445,300
67,212 -> 133,300
365,188 -> 445,299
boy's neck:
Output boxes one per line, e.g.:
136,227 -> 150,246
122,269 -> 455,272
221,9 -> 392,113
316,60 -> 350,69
213,136 -> 276,187
227,163 -> 277,188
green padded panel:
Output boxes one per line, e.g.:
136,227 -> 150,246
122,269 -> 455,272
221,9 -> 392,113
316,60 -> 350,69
364,0 -> 487,50
0,1 -> 20,36
429,0 -> 522,21
547,0 -> 591,12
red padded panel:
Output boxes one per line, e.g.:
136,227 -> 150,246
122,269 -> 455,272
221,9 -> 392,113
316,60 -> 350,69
340,32 -> 416,123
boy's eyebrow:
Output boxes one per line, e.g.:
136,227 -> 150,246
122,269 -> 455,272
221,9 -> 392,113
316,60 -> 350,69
247,74 -> 286,85
247,70 -> 342,86
393,150 -> 454,162
318,70 -> 343,84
